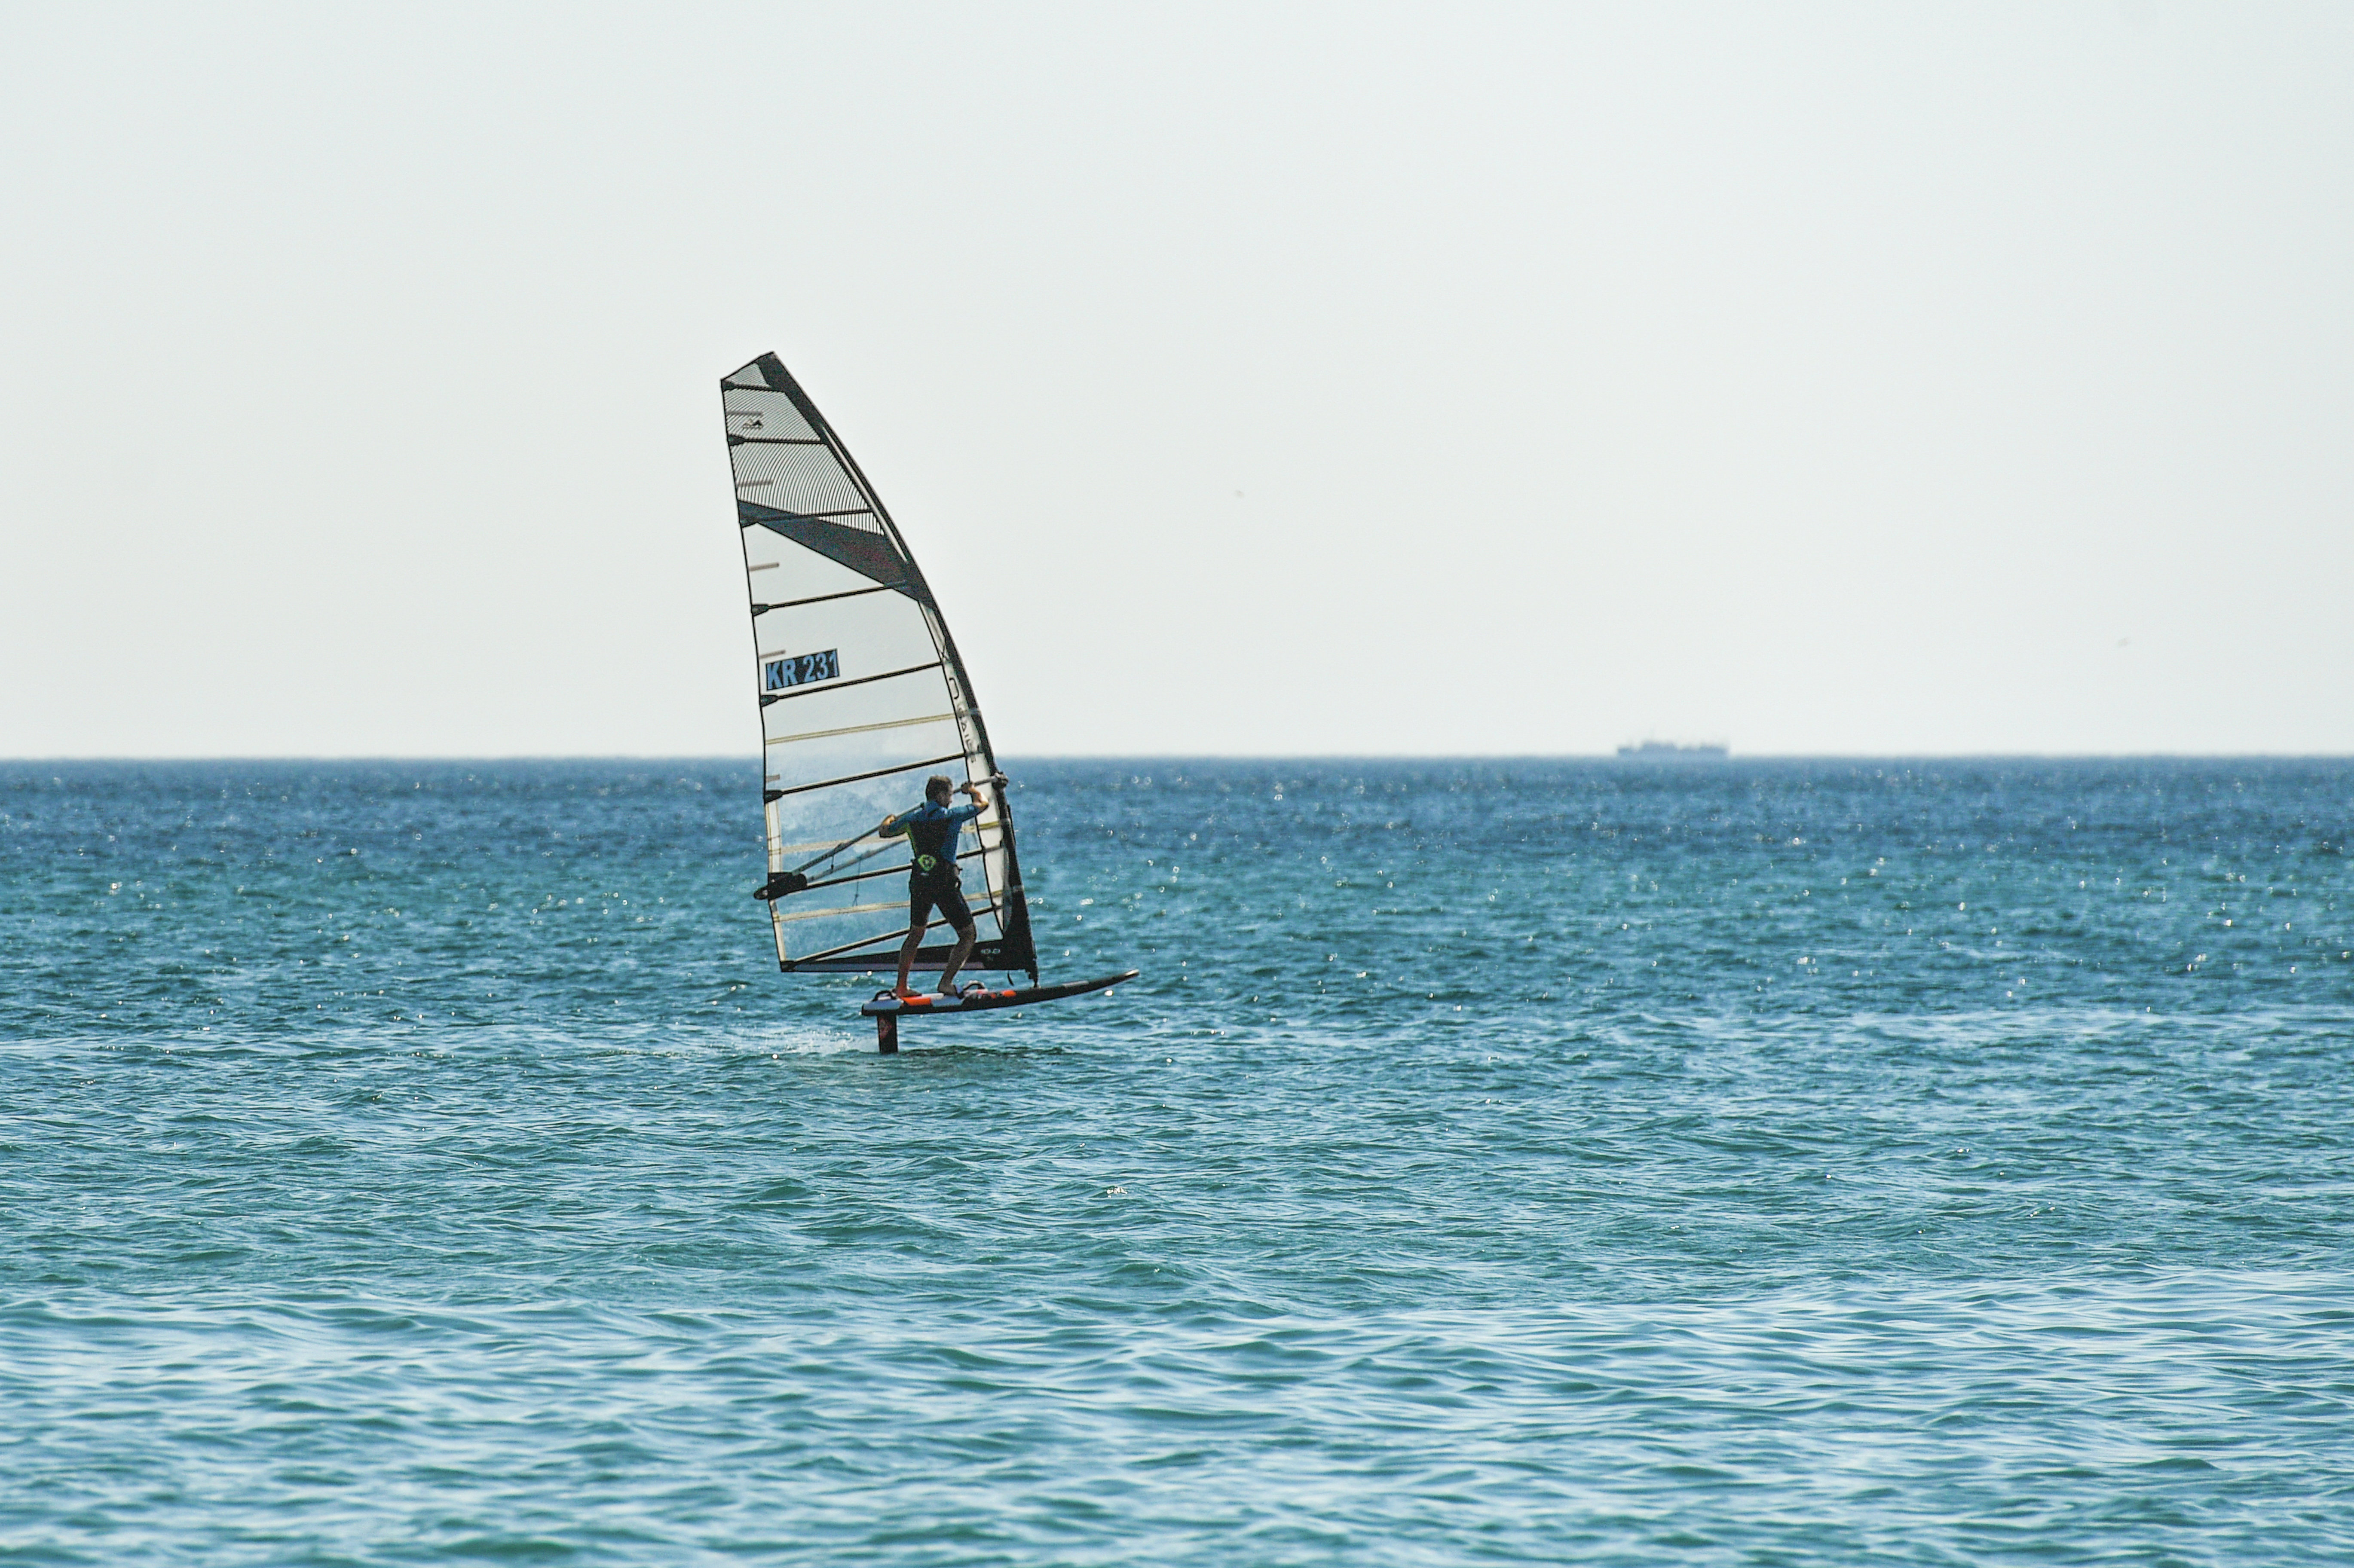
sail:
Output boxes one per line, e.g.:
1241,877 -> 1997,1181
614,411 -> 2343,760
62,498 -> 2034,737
722,353 -> 1037,978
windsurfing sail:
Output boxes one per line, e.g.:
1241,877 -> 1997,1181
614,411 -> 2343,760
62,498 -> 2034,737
721,353 -> 1037,979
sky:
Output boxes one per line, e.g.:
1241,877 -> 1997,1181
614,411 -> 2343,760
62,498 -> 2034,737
3,1 -> 2349,757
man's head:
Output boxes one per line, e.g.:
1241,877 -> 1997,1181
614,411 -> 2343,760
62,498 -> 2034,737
925,774 -> 956,804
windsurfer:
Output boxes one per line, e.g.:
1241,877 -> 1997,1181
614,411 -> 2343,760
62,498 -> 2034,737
880,772 -> 1005,998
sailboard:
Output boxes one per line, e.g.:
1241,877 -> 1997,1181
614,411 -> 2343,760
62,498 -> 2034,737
860,971 -> 1139,1053
719,352 -> 1131,1049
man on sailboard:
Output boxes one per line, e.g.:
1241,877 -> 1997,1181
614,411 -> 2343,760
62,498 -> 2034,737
880,772 -> 1006,999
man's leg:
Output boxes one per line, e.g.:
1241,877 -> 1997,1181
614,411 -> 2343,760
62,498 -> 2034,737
937,919 -> 977,994
895,889 -> 932,994
894,921 -> 926,994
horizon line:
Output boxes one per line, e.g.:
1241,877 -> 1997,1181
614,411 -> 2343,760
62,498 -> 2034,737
5,752 -> 2352,764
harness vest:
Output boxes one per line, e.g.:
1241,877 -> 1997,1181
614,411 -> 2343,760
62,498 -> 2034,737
903,810 -> 958,878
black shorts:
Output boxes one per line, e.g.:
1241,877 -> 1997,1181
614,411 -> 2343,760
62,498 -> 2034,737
908,871 -> 973,934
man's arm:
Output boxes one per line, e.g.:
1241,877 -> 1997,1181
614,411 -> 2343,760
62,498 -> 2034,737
953,774 -> 1006,821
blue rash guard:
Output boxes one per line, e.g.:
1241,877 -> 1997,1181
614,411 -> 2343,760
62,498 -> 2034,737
882,798 -> 982,880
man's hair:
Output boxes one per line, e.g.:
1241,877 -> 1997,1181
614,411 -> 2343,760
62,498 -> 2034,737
925,774 -> 956,801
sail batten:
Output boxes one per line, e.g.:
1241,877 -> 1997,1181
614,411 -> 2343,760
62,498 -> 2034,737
760,661 -> 945,708
752,584 -> 897,616
722,352 -> 1038,979
765,752 -> 972,799
762,712 -> 959,747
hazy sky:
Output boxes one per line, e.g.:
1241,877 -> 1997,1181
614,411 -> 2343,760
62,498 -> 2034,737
4,2 -> 2348,757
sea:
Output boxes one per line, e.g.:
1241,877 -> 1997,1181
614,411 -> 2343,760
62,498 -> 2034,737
3,757 -> 2350,1565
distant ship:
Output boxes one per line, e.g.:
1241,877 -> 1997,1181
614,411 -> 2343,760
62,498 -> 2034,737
1616,741 -> 1729,760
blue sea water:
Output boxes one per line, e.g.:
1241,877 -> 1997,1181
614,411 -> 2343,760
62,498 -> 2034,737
3,757 -> 2351,1565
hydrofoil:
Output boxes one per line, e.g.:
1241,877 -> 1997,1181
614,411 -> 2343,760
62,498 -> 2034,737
861,970 -> 1139,1052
